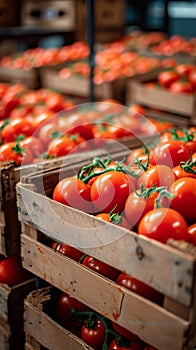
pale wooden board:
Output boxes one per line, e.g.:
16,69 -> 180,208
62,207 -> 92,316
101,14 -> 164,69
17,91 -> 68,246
129,80 -> 195,117
24,301 -> 94,350
21,234 -> 191,350
0,284 -> 10,324
17,182 -> 195,307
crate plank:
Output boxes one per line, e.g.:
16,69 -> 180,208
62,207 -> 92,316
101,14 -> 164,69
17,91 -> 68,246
17,181 -> 195,307
20,233 -> 193,350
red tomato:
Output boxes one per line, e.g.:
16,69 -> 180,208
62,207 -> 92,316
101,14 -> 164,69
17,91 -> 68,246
96,212 -> 131,230
52,242 -> 84,261
1,117 -> 33,143
54,292 -> 89,330
109,338 -> 144,350
82,255 -> 120,281
47,136 -> 76,157
9,104 -> 33,119
81,318 -> 106,350
187,224 -> 196,245
0,255 -> 31,286
138,165 -> 176,188
175,63 -> 194,76
116,273 -> 163,305
0,142 -> 33,166
158,71 -> 180,88
189,69 -> 196,89
91,171 -> 134,213
169,178 -> 196,221
169,80 -> 194,94
144,346 -> 158,350
38,121 -> 60,145
152,140 -> 190,168
53,176 -> 93,213
19,136 -> 45,157
45,93 -> 65,113
138,208 -> 189,244
173,164 -> 196,179
67,123 -> 94,140
111,322 -> 141,342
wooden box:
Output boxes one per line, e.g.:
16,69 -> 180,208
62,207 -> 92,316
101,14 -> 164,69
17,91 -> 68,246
127,74 -> 196,125
21,0 -> 75,30
0,142 -> 127,256
24,286 -> 94,350
16,156 -> 196,350
0,279 -> 36,350
0,65 -> 40,89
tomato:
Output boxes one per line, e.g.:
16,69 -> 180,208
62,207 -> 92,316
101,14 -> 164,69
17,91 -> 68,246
1,92 -> 20,120
9,104 -> 33,119
109,338 -> 144,350
169,178 -> 196,221
173,164 -> 196,179
152,140 -> 190,168
138,208 -> 189,244
96,212 -> 131,230
0,255 -> 31,286
45,93 -> 65,113
53,176 -> 93,213
91,171 -> 134,213
144,346 -> 157,350
138,165 -> 176,188
81,318 -> 106,350
158,71 -> 180,88
19,136 -> 45,157
0,142 -> 33,165
169,80 -> 194,94
52,242 -> 84,261
175,63 -> 194,77
31,112 -> 54,133
187,224 -> 196,245
116,273 -> 163,305
189,69 -> 196,90
47,136 -> 76,157
67,123 -> 94,140
54,292 -> 89,330
38,121 -> 60,145
82,255 -> 120,281
1,117 -> 33,143
111,322 -> 141,342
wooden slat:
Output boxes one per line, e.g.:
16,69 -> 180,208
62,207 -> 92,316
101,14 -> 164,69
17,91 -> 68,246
24,301 -> 94,350
21,234 -> 191,350
17,183 -> 195,307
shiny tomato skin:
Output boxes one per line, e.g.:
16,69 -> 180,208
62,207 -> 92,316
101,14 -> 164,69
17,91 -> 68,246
158,71 -> 180,88
81,318 -> 106,350
91,170 -> 133,213
111,322 -> 141,342
53,176 -> 93,213
109,339 -> 144,350
54,292 -> 89,330
19,136 -> 45,157
138,165 -> 176,188
0,142 -> 33,165
189,69 -> 196,89
187,224 -> 196,245
152,140 -> 190,168
0,255 -> 31,286
116,273 -> 163,305
175,63 -> 194,76
82,255 -> 120,281
96,212 -> 131,230
138,208 -> 189,244
169,178 -> 196,221
47,136 -> 76,157
173,165 -> 196,179
1,117 -> 33,143
169,80 -> 194,94
52,242 -> 84,261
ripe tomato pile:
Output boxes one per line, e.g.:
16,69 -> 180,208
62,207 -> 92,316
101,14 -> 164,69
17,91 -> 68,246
0,86 -> 175,166
53,127 -> 196,246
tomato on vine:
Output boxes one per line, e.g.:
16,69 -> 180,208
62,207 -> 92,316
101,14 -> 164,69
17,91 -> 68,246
81,317 -> 106,350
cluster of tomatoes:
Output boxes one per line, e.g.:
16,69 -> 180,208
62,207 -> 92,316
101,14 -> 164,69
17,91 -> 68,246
59,50 -> 162,84
0,86 -> 175,166
53,127 -> 196,246
155,63 -> 196,94
51,241 -> 159,350
150,35 -> 196,56
0,41 -> 89,70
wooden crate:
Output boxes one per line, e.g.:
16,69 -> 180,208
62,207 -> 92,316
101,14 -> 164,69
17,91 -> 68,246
0,65 -> 40,89
0,279 -> 36,350
0,142 -> 128,256
21,0 -> 75,30
24,286 -> 94,350
126,75 -> 196,125
16,157 -> 196,350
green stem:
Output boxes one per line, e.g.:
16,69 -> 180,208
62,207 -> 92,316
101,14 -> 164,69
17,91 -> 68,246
180,159 -> 196,175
